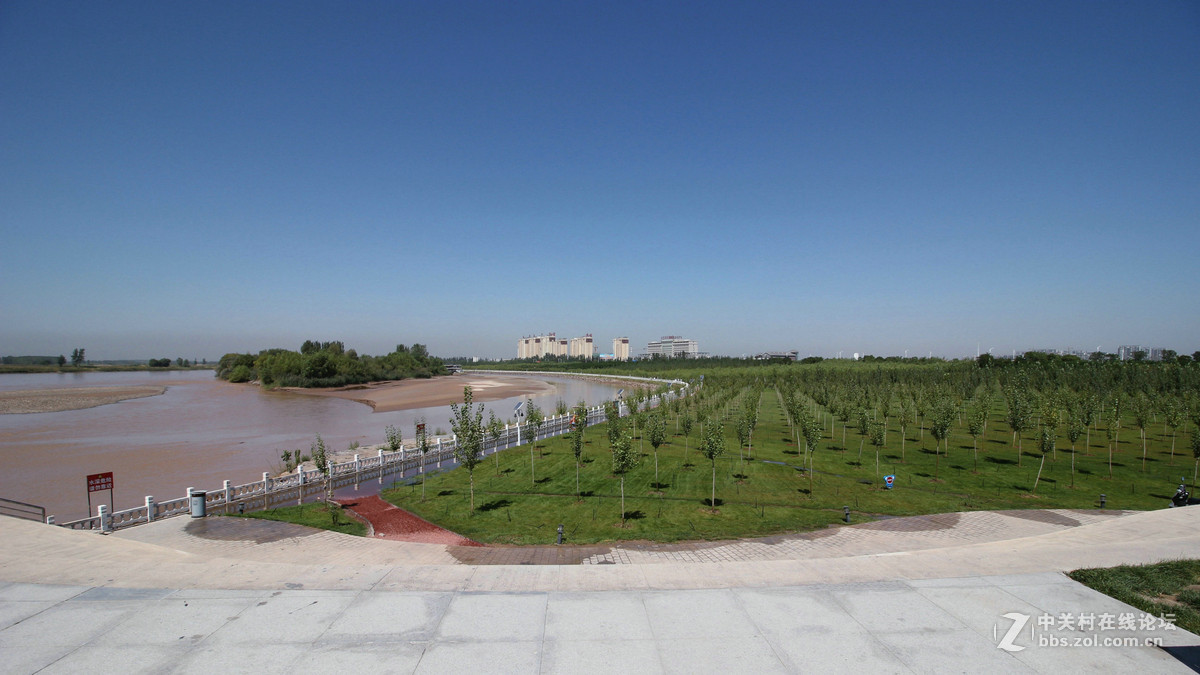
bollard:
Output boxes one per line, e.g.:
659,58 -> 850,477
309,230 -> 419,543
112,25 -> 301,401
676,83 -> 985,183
557,523 -> 564,545
1100,494 -> 1106,509
843,506 -> 851,523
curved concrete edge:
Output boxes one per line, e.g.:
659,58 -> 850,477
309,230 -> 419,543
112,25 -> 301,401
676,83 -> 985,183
4,507 -> 1200,592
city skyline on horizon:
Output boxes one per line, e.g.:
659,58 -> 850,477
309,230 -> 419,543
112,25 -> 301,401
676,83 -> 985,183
3,3 -> 1197,363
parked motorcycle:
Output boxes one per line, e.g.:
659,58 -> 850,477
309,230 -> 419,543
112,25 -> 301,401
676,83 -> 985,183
1170,479 -> 1191,508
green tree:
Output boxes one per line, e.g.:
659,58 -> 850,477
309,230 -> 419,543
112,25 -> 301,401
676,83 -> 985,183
801,412 -> 822,496
869,421 -> 885,476
1033,426 -> 1055,493
416,417 -> 430,500
1066,409 -> 1084,488
966,402 -> 986,473
525,403 -> 544,485
487,410 -> 504,475
1165,399 -> 1184,464
1133,395 -> 1152,471
679,412 -> 695,464
701,420 -> 726,510
71,348 -> 85,366
449,386 -> 485,511
384,425 -> 403,452
57,355 -> 66,367
1192,431 -> 1200,491
647,412 -> 667,488
570,403 -> 588,498
311,434 -> 339,524
611,427 -> 640,526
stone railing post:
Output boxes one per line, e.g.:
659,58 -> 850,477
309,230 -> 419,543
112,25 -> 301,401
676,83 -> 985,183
354,453 -> 361,473
145,496 -> 156,522
46,515 -> 55,525
436,438 -> 443,467
224,480 -> 232,505
98,504 -> 112,533
263,472 -> 271,493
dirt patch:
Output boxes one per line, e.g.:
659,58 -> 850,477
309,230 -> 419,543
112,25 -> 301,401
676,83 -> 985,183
185,516 -> 319,544
0,385 -> 165,414
282,375 -> 556,413
337,495 -> 483,546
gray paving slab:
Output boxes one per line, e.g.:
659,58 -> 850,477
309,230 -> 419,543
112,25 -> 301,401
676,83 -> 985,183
415,640 -> 540,674
543,591 -> 653,641
434,592 -> 548,642
540,639 -> 663,674
657,636 -> 789,674
642,588 -> 759,640
288,641 -> 427,674
323,591 -> 449,642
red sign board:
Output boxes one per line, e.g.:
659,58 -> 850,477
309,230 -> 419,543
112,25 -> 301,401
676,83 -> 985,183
417,423 -> 425,434
87,472 -> 114,493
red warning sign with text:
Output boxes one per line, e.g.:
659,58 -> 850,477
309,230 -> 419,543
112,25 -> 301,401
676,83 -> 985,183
87,472 -> 114,493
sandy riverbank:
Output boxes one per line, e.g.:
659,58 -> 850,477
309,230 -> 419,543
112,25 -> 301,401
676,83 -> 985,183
281,374 -> 557,413
0,386 -> 166,414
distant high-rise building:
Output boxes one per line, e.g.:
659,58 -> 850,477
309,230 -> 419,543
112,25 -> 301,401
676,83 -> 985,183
569,334 -> 595,358
518,333 -> 564,359
645,335 -> 699,358
1118,345 -> 1145,361
612,337 -> 630,361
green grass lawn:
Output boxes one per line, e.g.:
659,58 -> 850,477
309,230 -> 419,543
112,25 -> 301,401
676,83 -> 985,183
235,502 -> 366,537
381,387 -> 1189,545
1070,559 -> 1200,635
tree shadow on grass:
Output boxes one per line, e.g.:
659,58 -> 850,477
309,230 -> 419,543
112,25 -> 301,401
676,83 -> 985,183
914,472 -> 932,478
650,482 -> 670,490
797,488 -> 811,495
500,468 -> 515,475
702,498 -> 725,507
985,456 -> 1016,466
478,498 -> 512,512
535,477 -> 552,484
782,449 -> 799,456
622,510 -> 646,521
437,490 -> 455,497
579,490 -> 594,497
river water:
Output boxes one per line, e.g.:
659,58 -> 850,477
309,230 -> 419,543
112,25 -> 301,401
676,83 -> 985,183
0,371 -> 623,522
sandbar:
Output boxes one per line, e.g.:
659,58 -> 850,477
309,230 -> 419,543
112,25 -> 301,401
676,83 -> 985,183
0,386 -> 166,414
281,375 -> 556,412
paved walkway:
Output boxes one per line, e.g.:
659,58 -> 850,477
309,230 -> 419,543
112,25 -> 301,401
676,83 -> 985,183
3,508 -> 1200,672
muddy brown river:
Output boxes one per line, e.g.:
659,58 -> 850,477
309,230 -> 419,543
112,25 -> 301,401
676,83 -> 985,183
0,371 -> 623,522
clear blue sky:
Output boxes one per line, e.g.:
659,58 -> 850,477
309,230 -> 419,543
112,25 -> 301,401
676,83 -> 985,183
2,1 -> 1197,361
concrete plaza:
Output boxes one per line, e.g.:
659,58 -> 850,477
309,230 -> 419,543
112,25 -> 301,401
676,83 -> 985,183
2,506 -> 1200,673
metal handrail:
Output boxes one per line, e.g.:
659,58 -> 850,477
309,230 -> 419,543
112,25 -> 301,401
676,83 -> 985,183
0,496 -> 47,523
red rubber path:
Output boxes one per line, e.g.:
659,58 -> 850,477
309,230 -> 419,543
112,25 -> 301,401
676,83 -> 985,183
336,495 -> 483,547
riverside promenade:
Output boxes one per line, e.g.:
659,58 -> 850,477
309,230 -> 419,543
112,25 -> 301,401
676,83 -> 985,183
3,507 -> 1200,673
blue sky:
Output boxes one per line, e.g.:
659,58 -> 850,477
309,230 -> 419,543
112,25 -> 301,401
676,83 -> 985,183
2,1 -> 1197,360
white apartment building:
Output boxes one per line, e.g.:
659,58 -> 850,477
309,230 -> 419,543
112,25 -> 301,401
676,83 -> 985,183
645,335 -> 699,358
517,333 -> 567,359
569,334 -> 595,359
612,337 -> 630,361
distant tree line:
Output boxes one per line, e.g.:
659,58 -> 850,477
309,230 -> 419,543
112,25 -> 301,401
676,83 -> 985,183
215,341 -> 444,387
